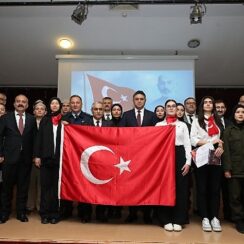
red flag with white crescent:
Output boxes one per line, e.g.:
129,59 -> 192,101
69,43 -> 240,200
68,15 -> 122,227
87,74 -> 135,111
59,125 -> 176,206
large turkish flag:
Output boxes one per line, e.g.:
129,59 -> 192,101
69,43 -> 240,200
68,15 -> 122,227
59,125 -> 176,206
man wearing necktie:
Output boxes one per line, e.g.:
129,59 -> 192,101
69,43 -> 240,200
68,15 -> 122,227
215,100 -> 232,129
120,90 -> 156,224
183,97 -> 197,125
215,99 -> 232,221
102,97 -> 113,121
90,101 -> 113,222
183,97 -> 198,215
0,94 -> 36,224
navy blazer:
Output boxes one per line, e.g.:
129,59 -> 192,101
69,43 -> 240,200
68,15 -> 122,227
62,111 -> 92,125
0,111 -> 36,165
120,108 -> 156,127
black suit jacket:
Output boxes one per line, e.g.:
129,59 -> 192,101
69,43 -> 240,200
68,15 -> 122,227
34,116 -> 62,165
120,108 -> 156,127
0,111 -> 36,165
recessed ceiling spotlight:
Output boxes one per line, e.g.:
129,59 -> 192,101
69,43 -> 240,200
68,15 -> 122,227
188,39 -> 200,48
59,38 -> 73,49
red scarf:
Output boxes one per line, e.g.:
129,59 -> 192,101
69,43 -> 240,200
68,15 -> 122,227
166,115 -> 177,124
206,115 -> 219,136
51,114 -> 62,125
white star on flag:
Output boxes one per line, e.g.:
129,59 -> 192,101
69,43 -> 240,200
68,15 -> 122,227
120,94 -> 128,102
114,157 -> 131,175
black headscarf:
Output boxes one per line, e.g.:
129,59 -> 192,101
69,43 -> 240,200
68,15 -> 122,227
48,97 -> 62,116
111,103 -> 123,126
232,104 -> 244,128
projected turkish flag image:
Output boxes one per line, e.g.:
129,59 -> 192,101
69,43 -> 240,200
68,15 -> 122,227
59,125 -> 176,206
87,74 -> 135,111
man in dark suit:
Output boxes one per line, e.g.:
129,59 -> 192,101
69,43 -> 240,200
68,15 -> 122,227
89,101 -> 113,222
61,95 -> 92,222
102,97 -> 113,121
215,99 -> 232,129
183,97 -> 197,126
120,90 -> 156,127
0,94 -> 36,224
120,90 -> 155,224
215,99 -> 232,221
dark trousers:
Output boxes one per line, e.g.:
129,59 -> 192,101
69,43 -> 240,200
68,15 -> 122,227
60,200 -> 92,220
39,164 -> 59,219
1,154 -> 32,216
228,177 -> 244,221
60,199 -> 73,217
195,164 -> 222,219
78,202 -> 92,220
158,146 -> 189,225
128,206 -> 152,220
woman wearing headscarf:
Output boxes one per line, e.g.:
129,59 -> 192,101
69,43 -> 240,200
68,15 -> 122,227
107,103 -> 123,219
34,97 -> 62,224
156,99 -> 191,232
223,104 -> 244,233
111,103 -> 123,127
190,96 -> 224,232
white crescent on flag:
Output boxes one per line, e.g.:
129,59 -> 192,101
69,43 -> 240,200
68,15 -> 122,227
80,145 -> 114,185
80,145 -> 131,185
101,85 -> 121,103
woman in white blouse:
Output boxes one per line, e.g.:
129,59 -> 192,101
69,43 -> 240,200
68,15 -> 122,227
156,99 -> 191,232
190,96 -> 224,232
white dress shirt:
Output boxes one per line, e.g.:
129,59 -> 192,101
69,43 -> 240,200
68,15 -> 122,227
53,124 -> 58,153
190,118 -> 221,147
105,113 -> 112,120
93,118 -> 102,127
134,108 -> 145,123
15,110 -> 26,127
185,112 -> 197,124
156,119 -> 192,165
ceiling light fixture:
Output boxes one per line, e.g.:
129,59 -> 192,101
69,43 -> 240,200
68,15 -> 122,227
190,0 -> 207,24
188,39 -> 200,48
71,1 -> 89,25
59,38 -> 73,49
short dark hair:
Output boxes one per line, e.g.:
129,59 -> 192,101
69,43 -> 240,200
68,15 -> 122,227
215,99 -> 225,105
184,97 -> 196,105
102,97 -> 112,101
133,90 -> 146,98
70,95 -> 82,102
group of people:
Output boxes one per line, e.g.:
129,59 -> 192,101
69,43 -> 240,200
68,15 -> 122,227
0,91 -> 244,235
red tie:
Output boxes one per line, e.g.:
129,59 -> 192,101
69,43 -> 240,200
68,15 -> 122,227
18,113 -> 24,135
137,110 -> 141,126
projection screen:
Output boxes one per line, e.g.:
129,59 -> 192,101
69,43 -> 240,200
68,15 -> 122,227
57,55 -> 197,113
